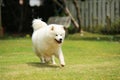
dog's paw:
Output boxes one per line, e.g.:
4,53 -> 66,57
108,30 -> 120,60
61,64 -> 65,67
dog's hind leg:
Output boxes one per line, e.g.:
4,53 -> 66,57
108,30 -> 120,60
40,56 -> 45,63
34,49 -> 45,63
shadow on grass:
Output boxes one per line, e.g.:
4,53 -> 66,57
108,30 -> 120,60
27,62 -> 60,68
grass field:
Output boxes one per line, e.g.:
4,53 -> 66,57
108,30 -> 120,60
0,33 -> 120,80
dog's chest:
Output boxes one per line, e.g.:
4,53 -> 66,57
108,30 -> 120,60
43,45 -> 59,55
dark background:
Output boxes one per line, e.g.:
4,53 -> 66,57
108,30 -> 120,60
1,0 -> 63,34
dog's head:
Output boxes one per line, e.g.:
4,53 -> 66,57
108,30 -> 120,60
48,24 -> 65,44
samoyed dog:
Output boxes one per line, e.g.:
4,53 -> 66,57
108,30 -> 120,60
32,19 -> 65,67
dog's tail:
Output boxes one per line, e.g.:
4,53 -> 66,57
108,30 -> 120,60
32,19 -> 47,31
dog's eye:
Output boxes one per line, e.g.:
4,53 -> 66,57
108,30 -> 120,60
56,34 -> 58,36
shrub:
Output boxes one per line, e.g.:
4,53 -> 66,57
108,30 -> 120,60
102,19 -> 120,34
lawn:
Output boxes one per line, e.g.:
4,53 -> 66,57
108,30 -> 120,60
0,33 -> 120,80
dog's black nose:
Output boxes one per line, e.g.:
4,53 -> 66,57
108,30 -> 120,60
60,38 -> 62,41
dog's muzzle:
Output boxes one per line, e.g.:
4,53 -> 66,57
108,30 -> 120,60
55,38 -> 62,44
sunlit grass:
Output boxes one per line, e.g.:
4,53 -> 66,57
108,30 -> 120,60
0,33 -> 120,80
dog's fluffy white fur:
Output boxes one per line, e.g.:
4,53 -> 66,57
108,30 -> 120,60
32,19 -> 65,66
32,19 -> 47,31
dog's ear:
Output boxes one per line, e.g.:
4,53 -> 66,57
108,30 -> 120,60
63,26 -> 66,31
51,26 -> 54,31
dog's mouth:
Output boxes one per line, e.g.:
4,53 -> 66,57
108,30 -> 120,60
55,39 -> 62,44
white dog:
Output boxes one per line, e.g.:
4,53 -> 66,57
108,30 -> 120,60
32,19 -> 65,67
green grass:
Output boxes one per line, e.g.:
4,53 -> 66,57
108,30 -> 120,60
0,33 -> 120,80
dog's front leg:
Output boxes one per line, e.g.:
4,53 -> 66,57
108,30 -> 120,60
57,48 -> 65,67
51,55 -> 56,64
